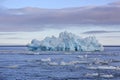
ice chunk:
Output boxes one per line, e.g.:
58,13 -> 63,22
77,55 -> 88,58
85,73 -> 99,77
48,62 -> 58,66
28,31 -> 104,52
60,61 -> 73,66
87,66 -> 120,70
100,74 -> 114,78
6,65 -> 19,69
60,60 -> 88,66
41,57 -> 51,62
85,73 -> 114,78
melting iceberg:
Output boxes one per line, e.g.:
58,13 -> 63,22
28,31 -> 104,52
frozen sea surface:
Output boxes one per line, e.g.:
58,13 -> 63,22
0,46 -> 120,80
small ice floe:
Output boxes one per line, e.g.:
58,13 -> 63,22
41,57 -> 51,62
77,55 -> 88,59
60,61 -> 75,66
84,54 -> 88,58
98,66 -> 120,70
6,65 -> 19,69
71,61 -> 81,64
64,52 -> 72,54
99,61 -> 109,65
100,74 -> 114,78
60,60 -> 83,66
111,59 -> 120,63
93,58 -> 102,63
85,73 -> 99,77
87,66 -> 97,69
34,52 -> 40,54
48,62 -> 58,66
70,60 -> 87,64
26,59 -> 40,62
85,73 -> 114,78
77,55 -> 84,58
93,60 -> 109,65
60,61 -> 71,66
87,66 -> 120,70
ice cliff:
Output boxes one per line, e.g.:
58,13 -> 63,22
28,31 -> 104,51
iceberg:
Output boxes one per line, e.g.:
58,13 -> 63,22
28,31 -> 104,52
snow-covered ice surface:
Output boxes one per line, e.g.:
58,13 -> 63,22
28,31 -> 104,52
0,46 -> 120,80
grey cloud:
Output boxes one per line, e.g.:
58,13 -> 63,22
101,36 -> 120,38
0,33 -> 15,35
0,1 -> 120,31
108,1 -> 120,6
83,30 -> 120,34
0,37 -> 24,39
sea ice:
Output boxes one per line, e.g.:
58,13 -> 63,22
85,73 -> 99,77
6,65 -> 19,69
85,73 -> 114,78
40,57 -> 51,62
100,74 -> 114,78
87,66 -> 120,70
48,62 -> 58,66
28,31 -> 104,52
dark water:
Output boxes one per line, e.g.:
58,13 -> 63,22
0,46 -> 120,80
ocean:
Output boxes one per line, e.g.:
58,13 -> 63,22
0,46 -> 120,80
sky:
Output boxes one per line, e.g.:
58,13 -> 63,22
0,0 -> 120,45
1,0 -> 118,9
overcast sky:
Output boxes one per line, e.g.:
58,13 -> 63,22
0,0 -> 120,45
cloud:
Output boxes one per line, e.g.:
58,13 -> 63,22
108,1 -> 120,6
0,37 -> 24,39
0,33 -> 16,35
83,30 -> 120,34
0,1 -> 120,31
102,36 -> 120,38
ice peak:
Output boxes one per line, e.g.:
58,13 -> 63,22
59,31 -> 76,39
